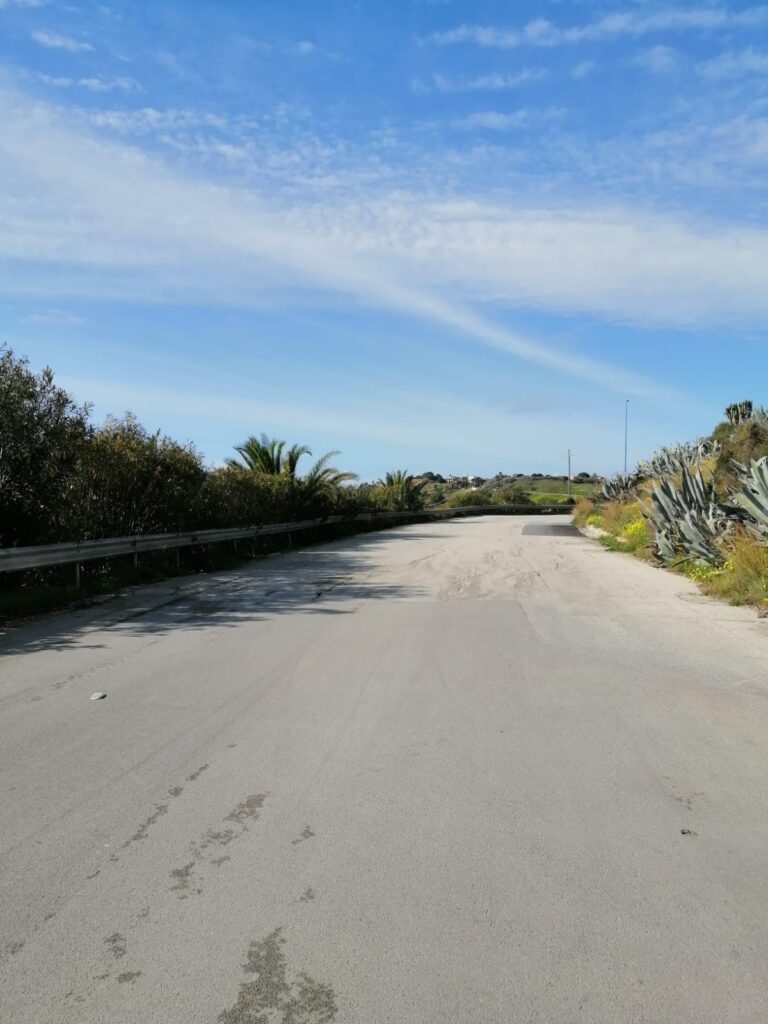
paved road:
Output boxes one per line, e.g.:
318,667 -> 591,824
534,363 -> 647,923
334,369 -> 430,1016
2,516 -> 768,1023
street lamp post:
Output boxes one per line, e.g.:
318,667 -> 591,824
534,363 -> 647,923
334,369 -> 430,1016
624,399 -> 630,474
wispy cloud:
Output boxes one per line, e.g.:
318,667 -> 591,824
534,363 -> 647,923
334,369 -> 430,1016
698,48 -> 768,79
4,87 -> 768,398
31,30 -> 92,52
86,106 -> 229,133
414,69 -> 545,93
428,7 -> 768,49
39,74 -> 139,92
0,99 -> 757,325
632,45 -> 679,75
453,110 -> 530,130
0,85 -> 675,399
0,0 -> 47,8
78,76 -> 138,92
571,61 -> 595,80
20,308 -> 85,326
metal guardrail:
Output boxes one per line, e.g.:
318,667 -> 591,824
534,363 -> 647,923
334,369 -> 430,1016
0,503 -> 571,579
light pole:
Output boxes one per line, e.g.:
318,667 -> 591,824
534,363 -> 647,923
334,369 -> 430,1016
624,399 -> 630,474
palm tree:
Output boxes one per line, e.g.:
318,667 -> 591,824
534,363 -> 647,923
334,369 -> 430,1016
303,450 -> 358,498
228,434 -> 357,494
380,469 -> 425,511
283,443 -> 312,479
227,434 -> 289,475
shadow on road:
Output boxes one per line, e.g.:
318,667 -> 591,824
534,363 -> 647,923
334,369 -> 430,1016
521,523 -> 581,538
0,529 -> 434,656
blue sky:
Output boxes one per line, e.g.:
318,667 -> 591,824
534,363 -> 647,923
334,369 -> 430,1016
1,1 -> 767,479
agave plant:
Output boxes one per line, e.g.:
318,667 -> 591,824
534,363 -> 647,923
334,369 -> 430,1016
732,457 -> 768,537
601,473 -> 642,501
725,400 -> 753,425
677,510 -> 723,564
653,525 -> 677,563
636,438 -> 719,479
645,464 -> 729,565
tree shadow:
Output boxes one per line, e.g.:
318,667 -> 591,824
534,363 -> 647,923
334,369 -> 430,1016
521,523 -> 580,538
0,528 -> 431,655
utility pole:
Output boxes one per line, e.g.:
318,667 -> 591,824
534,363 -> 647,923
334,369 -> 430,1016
567,449 -> 572,499
624,399 -> 630,474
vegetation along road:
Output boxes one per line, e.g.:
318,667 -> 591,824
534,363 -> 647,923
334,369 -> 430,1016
2,515 -> 768,1023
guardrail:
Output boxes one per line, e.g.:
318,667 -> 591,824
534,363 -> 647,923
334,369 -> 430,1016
0,503 -> 571,582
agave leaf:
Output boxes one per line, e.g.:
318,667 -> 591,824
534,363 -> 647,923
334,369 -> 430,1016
654,527 -> 677,562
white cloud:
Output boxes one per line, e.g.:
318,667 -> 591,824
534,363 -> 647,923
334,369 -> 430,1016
571,61 -> 595,79
632,45 -> 679,74
0,86 -> 672,399
298,198 -> 768,331
78,77 -> 138,92
453,110 -> 530,130
293,40 -> 315,55
429,7 -> 768,48
37,74 -> 72,87
418,69 -> 545,93
86,106 -> 228,133
39,74 -> 139,92
3,86 -> 768,399
0,0 -> 47,8
20,308 -> 84,326
31,30 -> 92,52
698,48 -> 768,79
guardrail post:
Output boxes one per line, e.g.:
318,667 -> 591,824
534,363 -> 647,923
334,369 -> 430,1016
75,561 -> 80,588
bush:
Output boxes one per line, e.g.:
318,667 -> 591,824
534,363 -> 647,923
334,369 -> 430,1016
197,468 -> 296,527
66,414 -> 206,538
0,347 -> 90,547
493,485 -> 532,505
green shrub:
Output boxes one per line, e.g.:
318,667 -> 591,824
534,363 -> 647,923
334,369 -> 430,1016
0,347 -> 90,547
67,414 -> 206,538
444,488 -> 495,507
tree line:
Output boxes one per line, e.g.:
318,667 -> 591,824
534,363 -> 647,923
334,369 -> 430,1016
0,348 -> 428,549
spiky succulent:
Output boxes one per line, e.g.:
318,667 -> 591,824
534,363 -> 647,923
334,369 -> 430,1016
731,457 -> 768,537
636,438 -> 719,479
724,401 -> 768,426
592,427 -> 768,567
645,465 -> 729,565
601,472 -> 643,501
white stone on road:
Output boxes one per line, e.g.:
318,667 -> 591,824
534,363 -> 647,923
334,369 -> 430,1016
1,516 -> 768,1022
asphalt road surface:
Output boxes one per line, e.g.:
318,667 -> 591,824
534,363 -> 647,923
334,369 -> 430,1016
3,515 -> 768,1024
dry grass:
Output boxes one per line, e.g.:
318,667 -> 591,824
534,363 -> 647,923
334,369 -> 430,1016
599,500 -> 640,535
572,497 -> 595,527
697,529 -> 768,609
571,498 -> 652,557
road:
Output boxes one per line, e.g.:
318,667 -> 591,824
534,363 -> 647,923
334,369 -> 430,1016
2,515 -> 768,1023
